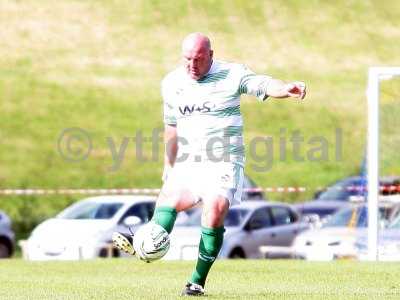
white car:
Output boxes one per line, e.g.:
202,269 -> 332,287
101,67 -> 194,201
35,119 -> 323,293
293,202 -> 399,261
357,213 -> 400,261
25,195 -> 156,260
164,201 -> 308,260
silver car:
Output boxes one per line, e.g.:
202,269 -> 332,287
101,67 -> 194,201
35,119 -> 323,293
0,210 -> 15,258
164,201 -> 309,260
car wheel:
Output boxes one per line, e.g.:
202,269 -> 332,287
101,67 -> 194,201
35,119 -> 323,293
229,248 -> 245,259
99,245 -> 120,258
112,248 -> 120,257
0,242 -> 11,258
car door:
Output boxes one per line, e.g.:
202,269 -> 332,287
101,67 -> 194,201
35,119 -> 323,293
240,208 -> 275,258
269,206 -> 301,246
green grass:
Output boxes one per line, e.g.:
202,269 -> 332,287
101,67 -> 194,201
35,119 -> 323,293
0,0 -> 399,233
0,259 -> 399,299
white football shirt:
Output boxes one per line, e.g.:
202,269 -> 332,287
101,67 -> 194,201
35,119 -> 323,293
162,59 -> 272,166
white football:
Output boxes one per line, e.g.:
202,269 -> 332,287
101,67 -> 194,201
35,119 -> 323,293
132,222 -> 170,262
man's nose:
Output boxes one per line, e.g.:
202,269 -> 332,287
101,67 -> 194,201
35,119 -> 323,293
191,60 -> 199,69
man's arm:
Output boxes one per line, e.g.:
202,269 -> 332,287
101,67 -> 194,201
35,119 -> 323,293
266,79 -> 306,100
162,124 -> 178,182
237,65 -> 306,101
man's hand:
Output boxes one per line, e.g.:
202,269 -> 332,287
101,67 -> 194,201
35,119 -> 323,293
265,79 -> 306,99
286,81 -> 306,100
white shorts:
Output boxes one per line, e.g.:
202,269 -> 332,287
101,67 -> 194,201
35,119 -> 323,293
163,162 -> 244,206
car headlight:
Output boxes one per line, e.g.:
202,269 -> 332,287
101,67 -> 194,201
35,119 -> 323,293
328,241 -> 341,246
354,241 -> 369,259
354,241 -> 367,251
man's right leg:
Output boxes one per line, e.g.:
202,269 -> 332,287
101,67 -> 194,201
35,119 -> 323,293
152,188 -> 199,234
182,195 -> 229,296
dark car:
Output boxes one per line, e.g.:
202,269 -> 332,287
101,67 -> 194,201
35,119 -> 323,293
294,176 -> 400,223
242,175 -> 266,200
0,210 -> 15,258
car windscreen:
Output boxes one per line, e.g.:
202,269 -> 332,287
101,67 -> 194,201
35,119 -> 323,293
323,206 -> 387,228
224,209 -> 250,227
317,179 -> 366,201
58,202 -> 124,219
180,208 -> 249,227
389,215 -> 400,229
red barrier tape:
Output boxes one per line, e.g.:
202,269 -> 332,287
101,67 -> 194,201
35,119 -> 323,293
0,185 -> 399,196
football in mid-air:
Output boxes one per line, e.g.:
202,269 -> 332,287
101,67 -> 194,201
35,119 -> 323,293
132,222 -> 170,262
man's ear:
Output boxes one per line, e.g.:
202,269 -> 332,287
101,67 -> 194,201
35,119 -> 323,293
210,50 -> 214,60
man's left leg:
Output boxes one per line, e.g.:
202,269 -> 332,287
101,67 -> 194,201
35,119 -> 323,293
182,195 -> 229,296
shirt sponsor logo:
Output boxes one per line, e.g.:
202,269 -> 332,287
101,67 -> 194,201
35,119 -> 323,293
179,102 -> 214,115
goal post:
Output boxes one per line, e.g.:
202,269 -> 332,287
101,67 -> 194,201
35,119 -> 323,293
366,67 -> 400,261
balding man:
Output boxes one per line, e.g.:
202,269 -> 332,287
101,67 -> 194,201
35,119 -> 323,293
113,32 -> 306,296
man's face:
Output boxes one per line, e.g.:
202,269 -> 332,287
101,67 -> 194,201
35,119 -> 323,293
182,46 -> 213,80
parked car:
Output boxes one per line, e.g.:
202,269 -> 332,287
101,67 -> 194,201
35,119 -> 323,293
25,195 -> 156,260
357,216 -> 400,261
355,199 -> 400,261
164,201 -> 309,260
0,210 -> 15,258
294,176 -> 400,224
242,175 -> 265,200
293,200 -> 400,261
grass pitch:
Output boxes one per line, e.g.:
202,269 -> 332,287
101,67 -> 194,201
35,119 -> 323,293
0,259 -> 399,299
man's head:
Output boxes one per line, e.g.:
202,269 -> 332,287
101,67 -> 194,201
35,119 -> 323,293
182,32 -> 213,80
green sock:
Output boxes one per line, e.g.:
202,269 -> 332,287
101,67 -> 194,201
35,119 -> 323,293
190,226 -> 225,288
152,206 -> 177,234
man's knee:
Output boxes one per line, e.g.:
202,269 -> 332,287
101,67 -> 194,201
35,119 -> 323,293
202,196 -> 229,228
157,188 -> 198,212
157,189 -> 177,207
